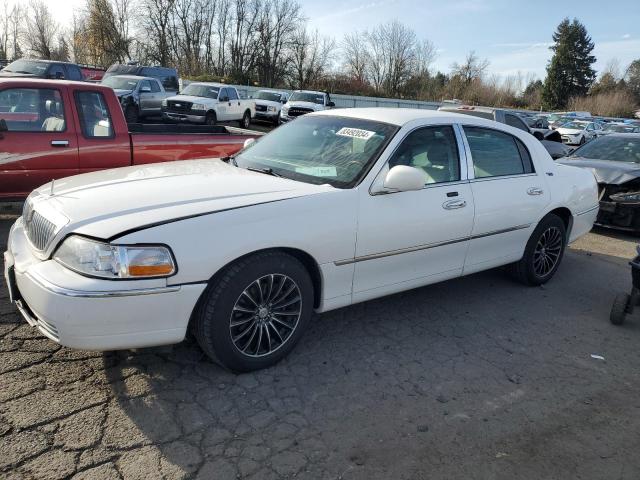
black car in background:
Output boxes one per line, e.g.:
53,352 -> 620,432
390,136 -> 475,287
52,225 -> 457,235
559,134 -> 640,232
0,58 -> 85,80
103,64 -> 179,93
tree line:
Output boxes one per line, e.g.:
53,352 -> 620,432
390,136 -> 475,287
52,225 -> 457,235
1,1 -> 639,117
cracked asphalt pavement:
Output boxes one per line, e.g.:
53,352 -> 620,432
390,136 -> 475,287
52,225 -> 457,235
2,216 -> 640,479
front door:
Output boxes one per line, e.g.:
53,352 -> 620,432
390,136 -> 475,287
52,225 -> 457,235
217,88 -> 230,120
0,85 -> 79,199
461,125 -> 550,273
352,125 -> 475,303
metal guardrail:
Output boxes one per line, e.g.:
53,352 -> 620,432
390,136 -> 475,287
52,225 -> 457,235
180,79 -> 443,111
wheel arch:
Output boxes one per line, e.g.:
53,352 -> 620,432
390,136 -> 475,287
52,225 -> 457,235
194,246 -> 323,312
546,207 -> 573,243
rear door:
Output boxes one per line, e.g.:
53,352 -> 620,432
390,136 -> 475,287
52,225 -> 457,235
227,88 -> 241,118
0,85 -> 79,199
461,125 -> 550,273
217,88 -> 230,120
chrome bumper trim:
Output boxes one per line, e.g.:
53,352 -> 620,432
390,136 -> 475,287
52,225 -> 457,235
577,205 -> 599,216
25,271 -> 181,298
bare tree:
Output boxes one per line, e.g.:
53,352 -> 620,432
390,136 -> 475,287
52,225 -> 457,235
139,0 -> 176,67
342,31 -> 369,84
289,27 -> 334,89
26,0 -> 59,59
450,51 -> 489,83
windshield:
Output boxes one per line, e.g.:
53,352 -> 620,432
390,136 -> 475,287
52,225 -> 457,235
570,136 -> 640,163
289,92 -> 325,104
604,124 -> 638,133
102,77 -> 139,90
180,84 -> 220,99
255,91 -> 283,102
234,116 -> 398,188
560,121 -> 587,129
3,59 -> 48,75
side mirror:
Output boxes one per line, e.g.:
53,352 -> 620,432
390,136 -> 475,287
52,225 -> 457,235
382,166 -> 425,192
281,99 -> 287,104
327,101 -> 335,108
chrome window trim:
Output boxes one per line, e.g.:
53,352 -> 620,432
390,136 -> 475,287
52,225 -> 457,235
368,123 -> 467,196
334,223 -> 531,266
459,124 -> 539,180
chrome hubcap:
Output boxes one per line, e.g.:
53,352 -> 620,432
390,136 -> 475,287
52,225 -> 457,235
229,274 -> 302,358
533,227 -> 563,277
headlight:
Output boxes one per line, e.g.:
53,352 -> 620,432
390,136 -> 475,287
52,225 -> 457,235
191,103 -> 206,111
54,236 -> 176,279
267,106 -> 276,112
610,192 -> 640,204
161,99 -> 168,107
281,106 -> 289,114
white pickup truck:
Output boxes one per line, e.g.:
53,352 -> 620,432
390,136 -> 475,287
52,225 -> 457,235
162,82 -> 255,128
280,90 -> 335,124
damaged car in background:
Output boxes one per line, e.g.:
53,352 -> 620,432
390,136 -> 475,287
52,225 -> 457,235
559,134 -> 640,232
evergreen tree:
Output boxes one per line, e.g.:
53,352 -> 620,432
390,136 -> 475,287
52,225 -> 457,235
626,59 -> 640,102
542,18 -> 596,109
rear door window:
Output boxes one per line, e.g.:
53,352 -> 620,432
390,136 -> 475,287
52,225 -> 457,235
75,91 -> 114,138
0,88 -> 66,132
505,114 -> 529,132
464,126 -> 534,178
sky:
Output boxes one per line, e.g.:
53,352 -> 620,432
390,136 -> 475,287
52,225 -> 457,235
48,0 -> 640,81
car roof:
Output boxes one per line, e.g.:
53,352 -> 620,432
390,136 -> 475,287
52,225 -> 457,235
438,105 -> 501,114
311,107 -> 508,128
107,75 -> 149,81
189,82 -> 226,88
292,90 -> 325,95
0,78 -> 110,89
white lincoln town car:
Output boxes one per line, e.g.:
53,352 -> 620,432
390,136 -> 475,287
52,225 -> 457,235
4,109 -> 598,372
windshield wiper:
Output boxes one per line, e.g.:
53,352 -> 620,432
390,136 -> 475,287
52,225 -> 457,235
221,155 -> 238,166
246,166 -> 283,178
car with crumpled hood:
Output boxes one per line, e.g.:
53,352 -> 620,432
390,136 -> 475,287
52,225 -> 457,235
558,133 -> 640,231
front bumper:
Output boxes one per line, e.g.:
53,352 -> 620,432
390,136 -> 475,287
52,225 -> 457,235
595,200 -> 640,231
4,219 -> 206,350
561,135 -> 581,145
255,111 -> 279,122
162,111 -> 206,124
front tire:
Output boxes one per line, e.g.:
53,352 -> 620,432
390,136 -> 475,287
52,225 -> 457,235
610,293 -> 630,325
205,111 -> 217,126
509,214 -> 566,286
193,251 -> 314,372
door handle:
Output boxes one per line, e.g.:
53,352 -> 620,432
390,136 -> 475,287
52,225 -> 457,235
527,187 -> 544,196
443,199 -> 466,210
51,140 -> 69,147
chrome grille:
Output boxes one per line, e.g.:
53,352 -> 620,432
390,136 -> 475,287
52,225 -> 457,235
25,210 -> 57,251
287,107 -> 313,117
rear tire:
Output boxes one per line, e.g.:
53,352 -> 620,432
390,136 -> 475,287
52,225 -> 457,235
193,251 -> 314,372
205,111 -> 217,126
239,110 -> 251,129
509,213 -> 566,286
610,293 -> 629,325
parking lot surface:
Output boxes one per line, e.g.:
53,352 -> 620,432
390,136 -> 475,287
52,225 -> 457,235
1,217 -> 640,480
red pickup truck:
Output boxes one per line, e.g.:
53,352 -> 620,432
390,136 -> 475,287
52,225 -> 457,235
0,79 -> 262,200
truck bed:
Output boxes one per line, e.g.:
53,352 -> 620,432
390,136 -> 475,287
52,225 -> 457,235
128,123 -> 263,165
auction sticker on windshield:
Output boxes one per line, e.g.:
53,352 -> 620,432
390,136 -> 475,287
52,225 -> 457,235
295,166 -> 338,177
336,127 -> 375,140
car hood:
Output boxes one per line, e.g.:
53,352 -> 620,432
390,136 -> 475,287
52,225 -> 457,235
113,88 -> 133,96
255,99 -> 281,108
557,157 -> 640,184
556,128 -> 582,135
286,101 -> 324,111
30,158 -> 332,242
165,95 -> 210,104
